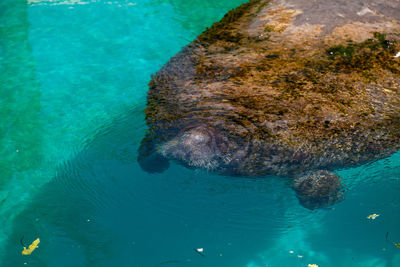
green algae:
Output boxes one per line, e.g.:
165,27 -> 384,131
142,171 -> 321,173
325,32 -> 400,74
326,45 -> 355,61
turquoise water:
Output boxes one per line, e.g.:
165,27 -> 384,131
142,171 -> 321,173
0,0 -> 399,266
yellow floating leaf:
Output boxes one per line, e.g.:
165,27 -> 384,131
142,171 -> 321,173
366,214 -> 379,220
22,238 -> 40,255
394,243 -> 400,248
308,264 -> 319,267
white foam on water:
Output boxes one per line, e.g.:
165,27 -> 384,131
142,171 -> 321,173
27,0 -> 137,6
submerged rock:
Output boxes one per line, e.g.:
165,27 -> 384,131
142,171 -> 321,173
139,0 -> 400,209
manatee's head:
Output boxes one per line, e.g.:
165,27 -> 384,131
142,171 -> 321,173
293,170 -> 344,210
138,121 -> 250,175
159,124 -> 224,170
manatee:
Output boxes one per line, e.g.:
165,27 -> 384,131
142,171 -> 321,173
138,0 -> 400,209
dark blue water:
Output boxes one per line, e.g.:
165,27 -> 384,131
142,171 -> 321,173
1,0 -> 400,266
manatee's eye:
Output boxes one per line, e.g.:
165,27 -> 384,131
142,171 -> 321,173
178,125 -> 216,151
160,124 -> 221,170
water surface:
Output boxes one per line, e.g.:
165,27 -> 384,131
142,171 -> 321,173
0,0 -> 399,266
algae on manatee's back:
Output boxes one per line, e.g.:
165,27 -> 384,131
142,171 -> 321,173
139,0 -> 400,209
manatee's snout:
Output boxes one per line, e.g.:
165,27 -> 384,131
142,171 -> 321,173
293,170 -> 344,210
160,125 -> 222,170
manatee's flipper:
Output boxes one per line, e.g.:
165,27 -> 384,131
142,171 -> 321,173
293,170 -> 344,210
138,134 -> 170,173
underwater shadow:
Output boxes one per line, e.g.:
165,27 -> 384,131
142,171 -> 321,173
0,105 -> 301,267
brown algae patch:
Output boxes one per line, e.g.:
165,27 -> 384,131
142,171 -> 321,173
197,0 -> 268,47
192,29 -> 400,146
261,4 -> 299,33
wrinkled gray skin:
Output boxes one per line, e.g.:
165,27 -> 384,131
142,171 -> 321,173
139,0 -> 400,209
293,170 -> 343,210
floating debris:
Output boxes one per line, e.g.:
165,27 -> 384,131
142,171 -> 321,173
193,248 -> 205,257
21,238 -> 40,255
384,232 -> 400,248
289,251 -> 294,254
308,264 -> 319,267
366,214 -> 380,220
297,255 -> 303,258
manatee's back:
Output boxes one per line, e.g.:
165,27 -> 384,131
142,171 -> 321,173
142,0 -> 400,175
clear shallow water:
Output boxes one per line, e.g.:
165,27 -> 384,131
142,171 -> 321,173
0,0 -> 399,266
